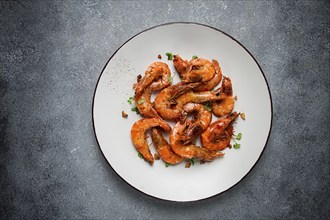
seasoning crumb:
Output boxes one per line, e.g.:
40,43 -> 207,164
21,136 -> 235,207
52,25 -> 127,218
154,153 -> 160,160
157,54 -> 162,59
122,111 -> 128,118
185,161 -> 191,168
199,160 -> 206,164
234,95 -> 238,100
137,74 -> 142,83
240,112 -> 246,120
228,144 -> 232,149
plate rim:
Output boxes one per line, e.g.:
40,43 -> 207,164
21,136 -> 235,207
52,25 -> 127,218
92,21 -> 273,203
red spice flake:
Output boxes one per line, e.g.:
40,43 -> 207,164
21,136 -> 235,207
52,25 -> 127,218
157,54 -> 162,59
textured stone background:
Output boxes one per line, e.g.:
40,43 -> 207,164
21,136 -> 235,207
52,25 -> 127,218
1,0 -> 329,219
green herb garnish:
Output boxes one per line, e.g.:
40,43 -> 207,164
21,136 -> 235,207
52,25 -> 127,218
165,163 -> 171,167
232,133 -> 242,149
192,55 -> 198,59
131,106 -> 140,114
138,152 -> 143,159
137,98 -> 145,105
235,133 -> 242,141
166,52 -> 173,60
234,133 -> 242,141
127,96 -> 134,104
168,76 -> 173,84
233,143 -> 241,149
188,158 -> 195,165
204,102 -> 212,111
168,72 -> 176,85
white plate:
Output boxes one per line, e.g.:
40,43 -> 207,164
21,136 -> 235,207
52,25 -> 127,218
93,22 -> 272,202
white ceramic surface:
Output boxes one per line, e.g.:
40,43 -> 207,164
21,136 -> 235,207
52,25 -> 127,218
93,23 -> 272,202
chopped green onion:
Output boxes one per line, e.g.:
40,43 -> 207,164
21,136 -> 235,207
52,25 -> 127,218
166,52 -> 173,60
168,72 -> 176,84
168,76 -> 173,84
192,55 -> 198,59
137,98 -> 145,105
138,152 -> 143,159
127,96 -> 134,104
165,163 -> 171,167
204,102 -> 212,111
188,158 -> 195,165
131,106 -> 140,114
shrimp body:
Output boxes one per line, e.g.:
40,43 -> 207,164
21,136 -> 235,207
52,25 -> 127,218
131,118 -> 171,164
135,86 -> 161,119
175,88 -> 226,112
135,62 -> 171,95
173,55 -> 215,83
193,59 -> 223,92
201,112 -> 239,151
178,103 -> 212,145
170,120 -> 224,161
154,81 -> 200,120
183,103 -> 212,130
211,76 -> 234,117
150,128 -> 184,165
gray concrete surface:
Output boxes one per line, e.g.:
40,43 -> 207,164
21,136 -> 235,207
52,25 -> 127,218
1,0 -> 329,219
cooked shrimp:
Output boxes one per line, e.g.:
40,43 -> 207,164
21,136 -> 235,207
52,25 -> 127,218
131,118 -> 171,164
183,58 -> 215,83
154,81 -> 200,120
173,55 -> 215,83
174,88 -> 226,112
170,120 -> 224,161
135,86 -> 161,119
178,103 -> 212,145
149,70 -> 171,91
211,98 -> 234,117
193,59 -> 223,92
134,62 -> 171,95
211,76 -> 235,117
150,128 -> 184,165
201,112 -> 239,151
135,68 -> 172,119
